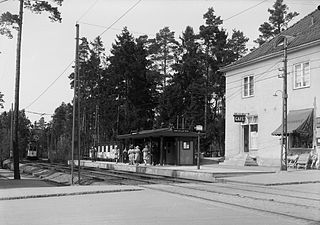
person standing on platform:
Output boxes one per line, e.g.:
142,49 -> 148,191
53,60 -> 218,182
128,145 -> 134,165
134,146 -> 141,165
142,145 -> 150,166
122,148 -> 128,163
114,146 -> 120,163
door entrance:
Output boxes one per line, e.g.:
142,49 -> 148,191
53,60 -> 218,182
165,139 -> 175,164
243,125 -> 249,152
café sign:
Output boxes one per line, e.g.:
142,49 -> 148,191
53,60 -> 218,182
233,113 -> 247,123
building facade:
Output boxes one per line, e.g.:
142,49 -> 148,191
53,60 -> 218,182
222,9 -> 320,166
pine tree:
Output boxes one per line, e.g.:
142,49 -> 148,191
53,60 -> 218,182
148,27 -> 180,88
254,0 -> 299,46
0,0 -> 64,179
108,28 -> 156,134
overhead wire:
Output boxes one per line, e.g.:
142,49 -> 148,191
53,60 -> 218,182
76,0 -> 100,23
98,0 -> 143,37
225,61 -> 320,103
24,0 -> 143,112
79,21 -> 155,37
225,49 -> 320,86
25,110 -> 53,116
23,60 -> 74,110
22,0 -> 317,116
224,0 -> 270,21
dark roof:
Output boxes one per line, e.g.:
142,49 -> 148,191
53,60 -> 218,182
117,127 -> 199,139
222,9 -> 320,72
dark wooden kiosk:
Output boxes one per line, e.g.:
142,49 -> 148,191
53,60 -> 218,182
117,128 -> 199,165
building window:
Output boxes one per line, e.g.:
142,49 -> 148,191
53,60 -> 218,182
294,62 -> 310,89
243,75 -> 254,97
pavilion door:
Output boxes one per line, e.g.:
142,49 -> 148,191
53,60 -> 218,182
165,140 -> 175,165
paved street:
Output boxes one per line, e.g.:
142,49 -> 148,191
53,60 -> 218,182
1,165 -> 320,225
0,188 -> 310,225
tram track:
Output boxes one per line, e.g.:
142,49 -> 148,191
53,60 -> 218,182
139,182 -> 320,223
23,161 -> 320,223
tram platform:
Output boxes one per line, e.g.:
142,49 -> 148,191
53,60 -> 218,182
75,160 -> 320,185
77,160 -> 275,183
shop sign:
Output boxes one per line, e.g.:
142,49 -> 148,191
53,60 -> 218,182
233,113 -> 246,123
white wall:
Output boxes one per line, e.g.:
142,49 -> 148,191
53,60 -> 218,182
225,45 -> 320,166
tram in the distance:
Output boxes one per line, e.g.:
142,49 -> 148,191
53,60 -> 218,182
26,141 -> 38,160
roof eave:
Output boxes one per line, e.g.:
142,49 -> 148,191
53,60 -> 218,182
221,39 -> 320,74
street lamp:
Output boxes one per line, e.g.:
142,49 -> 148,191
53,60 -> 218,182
195,125 -> 203,170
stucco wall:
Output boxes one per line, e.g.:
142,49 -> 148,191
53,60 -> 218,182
225,46 -> 320,166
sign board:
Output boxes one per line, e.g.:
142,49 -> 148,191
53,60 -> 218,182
233,113 -> 246,123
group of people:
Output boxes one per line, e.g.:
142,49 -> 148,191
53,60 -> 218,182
122,145 -> 151,165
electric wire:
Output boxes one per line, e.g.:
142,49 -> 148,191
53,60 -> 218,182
23,60 -> 74,110
25,110 -> 53,116
224,0 -> 270,21
22,0 -> 143,113
76,0 -> 100,23
79,21 -> 155,37
21,0 -> 318,116
227,57 -> 320,91
225,64 -> 320,103
98,0 -> 143,37
225,50 -> 320,86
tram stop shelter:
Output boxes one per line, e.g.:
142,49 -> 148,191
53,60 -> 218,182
117,128 -> 199,165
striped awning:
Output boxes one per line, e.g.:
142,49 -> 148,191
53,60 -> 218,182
271,108 -> 314,136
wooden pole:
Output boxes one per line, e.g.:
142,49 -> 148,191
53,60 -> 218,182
313,97 -> 317,151
13,0 -> 24,179
71,23 -> 80,185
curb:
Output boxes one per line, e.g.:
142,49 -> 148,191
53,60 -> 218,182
0,188 -> 143,201
216,178 -> 320,186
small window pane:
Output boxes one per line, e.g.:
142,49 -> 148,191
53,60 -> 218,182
303,62 -> 310,87
294,64 -> 301,88
250,124 -> 258,132
243,77 -> 248,97
183,141 -> 190,150
249,76 -> 254,96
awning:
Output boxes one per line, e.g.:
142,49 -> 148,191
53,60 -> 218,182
271,108 -> 314,136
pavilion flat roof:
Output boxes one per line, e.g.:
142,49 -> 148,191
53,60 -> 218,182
117,128 -> 199,139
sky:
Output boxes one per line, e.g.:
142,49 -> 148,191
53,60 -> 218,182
0,0 -> 318,123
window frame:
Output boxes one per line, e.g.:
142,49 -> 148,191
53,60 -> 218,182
242,75 -> 254,98
293,61 -> 310,89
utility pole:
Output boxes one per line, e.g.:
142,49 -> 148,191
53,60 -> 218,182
281,37 -> 288,171
313,97 -> 317,151
204,45 -> 209,133
12,0 -> 24,179
10,103 -> 13,159
77,24 -> 81,184
71,23 -> 80,185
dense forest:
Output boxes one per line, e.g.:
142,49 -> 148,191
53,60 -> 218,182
0,0 -> 299,163
65,7 -> 248,160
